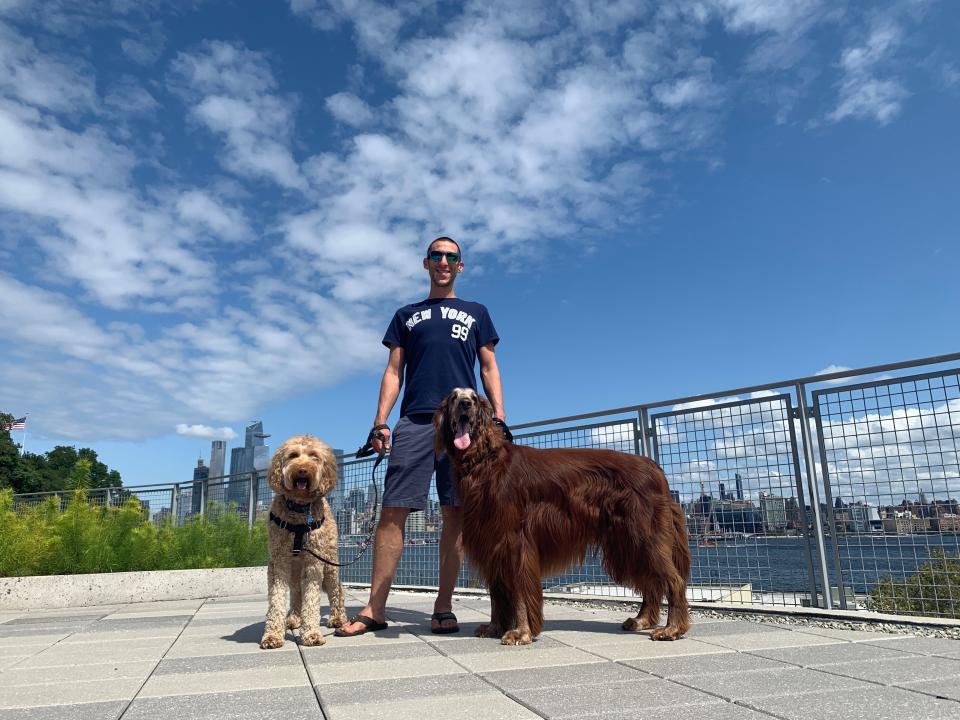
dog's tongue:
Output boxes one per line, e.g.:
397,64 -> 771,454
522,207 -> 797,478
454,421 -> 471,450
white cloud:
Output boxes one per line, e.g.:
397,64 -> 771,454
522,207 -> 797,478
176,424 -> 238,440
828,20 -> 908,124
170,41 -> 307,191
326,92 -> 375,126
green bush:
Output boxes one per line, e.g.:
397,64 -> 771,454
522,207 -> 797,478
865,549 -> 960,618
0,488 -> 267,577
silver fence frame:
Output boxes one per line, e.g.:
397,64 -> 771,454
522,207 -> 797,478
10,351 -> 960,617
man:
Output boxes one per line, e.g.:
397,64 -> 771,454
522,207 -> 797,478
336,236 -> 505,636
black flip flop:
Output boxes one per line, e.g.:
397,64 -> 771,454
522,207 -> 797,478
334,614 -> 388,637
431,611 -> 459,634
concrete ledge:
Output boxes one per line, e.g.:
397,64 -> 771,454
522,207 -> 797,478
0,567 -> 267,610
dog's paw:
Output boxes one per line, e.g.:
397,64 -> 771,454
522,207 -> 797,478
500,629 -> 533,646
260,633 -> 285,649
300,630 -> 326,646
285,612 -> 302,630
622,617 -> 657,632
474,623 -> 501,638
650,626 -> 682,641
327,614 -> 347,628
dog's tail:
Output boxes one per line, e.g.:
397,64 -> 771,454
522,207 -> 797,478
671,502 -> 691,581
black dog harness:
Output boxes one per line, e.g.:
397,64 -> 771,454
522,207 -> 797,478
269,498 -> 325,556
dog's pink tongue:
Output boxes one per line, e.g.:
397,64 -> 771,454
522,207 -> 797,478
454,429 -> 471,450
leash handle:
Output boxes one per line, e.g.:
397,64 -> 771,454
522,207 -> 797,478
356,424 -> 390,457
492,417 -> 513,443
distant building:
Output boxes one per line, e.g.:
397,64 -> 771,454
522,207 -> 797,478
210,440 -> 226,480
227,421 -> 270,511
191,458 -> 209,515
759,492 -> 787,533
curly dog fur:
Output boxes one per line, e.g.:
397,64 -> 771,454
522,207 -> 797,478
435,388 -> 691,645
260,434 -> 347,649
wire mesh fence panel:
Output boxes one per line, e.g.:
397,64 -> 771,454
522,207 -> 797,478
813,369 -> 960,617
513,418 -> 642,597
652,395 -> 816,607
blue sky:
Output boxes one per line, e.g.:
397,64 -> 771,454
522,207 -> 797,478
1,0 -> 958,486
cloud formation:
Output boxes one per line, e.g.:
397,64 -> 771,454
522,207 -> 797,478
1,1 -> 954,443
176,424 -> 238,441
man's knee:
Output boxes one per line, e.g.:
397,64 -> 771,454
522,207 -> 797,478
378,506 -> 410,529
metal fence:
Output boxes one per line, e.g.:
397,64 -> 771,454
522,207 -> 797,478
11,351 -> 960,618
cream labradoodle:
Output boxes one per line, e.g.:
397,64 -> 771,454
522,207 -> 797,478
260,435 -> 347,648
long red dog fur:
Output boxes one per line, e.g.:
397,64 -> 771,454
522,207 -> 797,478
435,388 -> 691,645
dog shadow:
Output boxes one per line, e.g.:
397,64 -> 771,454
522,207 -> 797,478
222,622 -> 265,644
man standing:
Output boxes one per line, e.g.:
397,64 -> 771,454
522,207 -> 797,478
336,236 -> 505,636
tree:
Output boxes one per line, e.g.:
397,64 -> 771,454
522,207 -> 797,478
68,459 -> 93,491
0,413 -> 19,490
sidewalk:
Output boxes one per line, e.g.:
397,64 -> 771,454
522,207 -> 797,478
3,589 -> 960,720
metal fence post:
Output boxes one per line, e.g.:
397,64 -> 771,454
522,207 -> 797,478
248,471 -> 257,530
171,483 -> 180,527
810,392 -> 851,610
638,408 -> 650,457
200,476 -> 208,518
795,383 -> 833,609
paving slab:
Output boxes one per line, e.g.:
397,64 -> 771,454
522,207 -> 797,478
122,686 -> 318,720
751,640 -> 919,666
481,661 -> 648,691
697,629 -> 844,651
862,635 -> 960,657
138,663 -> 311,697
623,649 -> 793,676
13,638 -> 173,668
816,654 -> 960,684
509,676 -> 719,717
325,692 -> 542,720
672,666 -> 874,701
554,702 -> 774,720
0,677 -> 145,709
742,685 -> 960,720
0,700 -> 127,720
584,637 -> 731,661
1,660 -> 156,686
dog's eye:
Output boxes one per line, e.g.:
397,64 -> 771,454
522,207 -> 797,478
287,451 -> 300,460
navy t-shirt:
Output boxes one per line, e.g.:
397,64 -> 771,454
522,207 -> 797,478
383,298 -> 499,417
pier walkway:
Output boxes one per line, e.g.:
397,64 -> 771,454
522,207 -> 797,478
4,589 -> 960,719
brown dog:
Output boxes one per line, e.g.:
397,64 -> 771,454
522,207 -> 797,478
260,435 -> 347,648
435,388 -> 690,645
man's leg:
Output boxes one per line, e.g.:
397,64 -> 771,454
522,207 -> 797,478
338,506 -> 409,633
432,505 -> 462,631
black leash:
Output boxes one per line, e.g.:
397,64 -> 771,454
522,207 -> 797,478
284,426 -> 387,568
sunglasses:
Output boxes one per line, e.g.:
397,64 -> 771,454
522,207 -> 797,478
427,250 -> 461,264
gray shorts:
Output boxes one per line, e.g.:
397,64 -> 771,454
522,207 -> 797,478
382,414 -> 457,511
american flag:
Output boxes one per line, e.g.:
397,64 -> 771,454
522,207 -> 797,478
3,417 -> 26,431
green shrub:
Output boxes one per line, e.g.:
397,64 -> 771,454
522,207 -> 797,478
865,549 -> 960,618
0,488 -> 267,577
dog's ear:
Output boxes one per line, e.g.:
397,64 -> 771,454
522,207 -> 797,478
476,395 -> 502,450
433,392 -> 452,455
267,442 -> 286,494
320,442 -> 338,494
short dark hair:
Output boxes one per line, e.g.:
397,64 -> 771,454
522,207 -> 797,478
426,236 -> 461,258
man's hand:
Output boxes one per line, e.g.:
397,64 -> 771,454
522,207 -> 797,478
372,426 -> 391,454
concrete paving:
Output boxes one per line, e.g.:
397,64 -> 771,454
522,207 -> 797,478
2,589 -> 960,720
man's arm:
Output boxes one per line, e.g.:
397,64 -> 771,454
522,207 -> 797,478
372,344 -> 404,452
478,342 -> 505,421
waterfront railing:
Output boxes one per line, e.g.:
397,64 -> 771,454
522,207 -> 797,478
12,351 -> 960,618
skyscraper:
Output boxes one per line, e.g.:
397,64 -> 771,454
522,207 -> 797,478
209,440 -> 226,480
191,458 -> 209,515
205,440 -> 227,506
227,421 -> 270,510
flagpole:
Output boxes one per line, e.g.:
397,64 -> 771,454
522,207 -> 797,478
20,414 -> 27,456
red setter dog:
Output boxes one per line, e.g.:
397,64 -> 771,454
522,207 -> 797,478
435,388 -> 690,645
